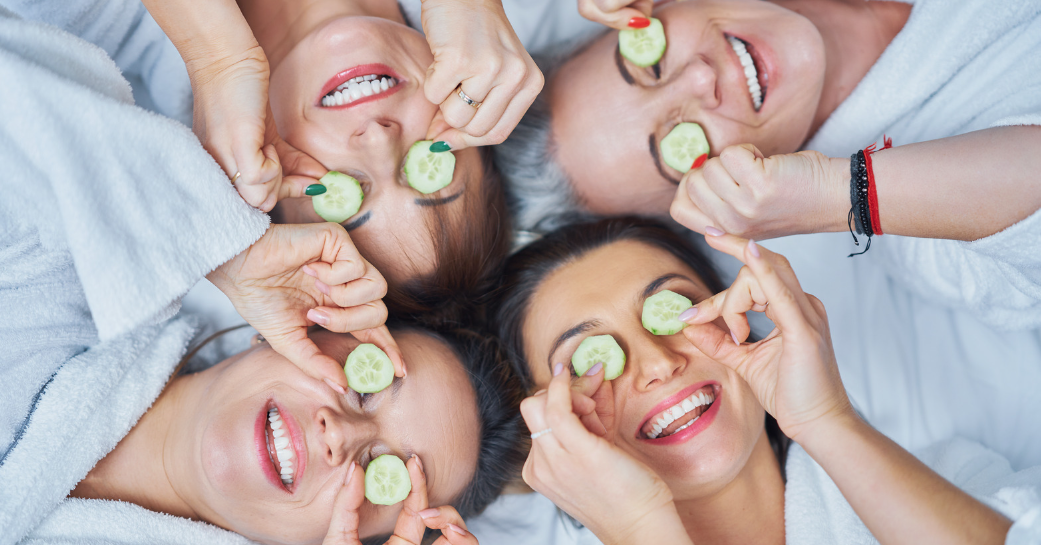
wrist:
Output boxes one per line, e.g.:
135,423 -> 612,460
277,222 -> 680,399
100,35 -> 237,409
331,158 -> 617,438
821,155 -> 853,233
788,404 -> 863,453
605,502 -> 690,545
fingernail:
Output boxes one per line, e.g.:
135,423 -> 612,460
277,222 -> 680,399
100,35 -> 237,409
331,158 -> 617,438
305,184 -> 327,196
692,153 -> 708,169
429,141 -> 451,153
705,226 -> 725,236
346,461 -> 355,486
448,524 -> 467,536
402,360 -> 408,378
533,389 -> 547,396
678,307 -> 698,322
315,279 -> 331,296
748,239 -> 761,258
324,378 -> 346,395
628,17 -> 651,28
418,508 -> 440,519
731,331 -> 740,345
585,362 -> 603,376
302,264 -> 317,277
553,363 -> 564,376
413,453 -> 425,474
307,308 -> 330,326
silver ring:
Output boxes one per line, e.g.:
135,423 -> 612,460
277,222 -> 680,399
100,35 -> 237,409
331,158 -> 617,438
530,428 -> 553,440
457,87 -> 482,109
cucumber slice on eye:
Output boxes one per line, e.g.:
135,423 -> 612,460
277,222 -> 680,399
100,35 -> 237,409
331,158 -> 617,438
619,17 -> 667,68
642,289 -> 693,336
344,343 -> 395,394
312,171 -> 364,223
364,455 -> 412,505
660,122 -> 710,173
405,140 -> 456,194
571,335 -> 626,380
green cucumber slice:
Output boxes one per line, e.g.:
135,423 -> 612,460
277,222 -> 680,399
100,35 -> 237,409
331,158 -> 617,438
571,335 -> 626,380
364,455 -> 412,505
312,171 -> 364,223
661,123 -> 710,173
619,17 -> 666,68
405,140 -> 456,194
642,289 -> 693,336
344,343 -> 394,394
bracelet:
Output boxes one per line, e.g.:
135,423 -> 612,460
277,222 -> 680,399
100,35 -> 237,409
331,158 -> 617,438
846,136 -> 892,257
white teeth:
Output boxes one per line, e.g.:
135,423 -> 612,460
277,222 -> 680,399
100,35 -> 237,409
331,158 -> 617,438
277,447 -> 293,460
645,388 -> 716,439
267,408 -> 296,486
270,419 -> 282,430
274,436 -> 290,449
681,398 -> 696,413
322,75 -> 399,106
359,80 -> 374,96
669,406 -> 685,420
380,77 -> 389,91
273,428 -> 286,438
727,36 -> 763,111
347,82 -> 361,101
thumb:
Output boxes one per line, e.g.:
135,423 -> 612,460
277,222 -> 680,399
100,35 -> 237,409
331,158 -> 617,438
351,326 -> 407,379
600,5 -> 654,30
323,462 -> 365,545
682,321 -> 746,368
717,143 -> 766,182
267,329 -> 351,393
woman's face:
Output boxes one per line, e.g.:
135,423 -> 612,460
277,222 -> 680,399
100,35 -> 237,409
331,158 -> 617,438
166,330 -> 479,544
551,0 -> 825,215
268,16 -> 484,285
521,240 -> 766,494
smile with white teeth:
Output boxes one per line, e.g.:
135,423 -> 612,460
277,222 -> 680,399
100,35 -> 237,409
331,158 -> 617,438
644,386 -> 716,440
321,74 -> 398,107
727,36 -> 763,111
267,408 -> 295,486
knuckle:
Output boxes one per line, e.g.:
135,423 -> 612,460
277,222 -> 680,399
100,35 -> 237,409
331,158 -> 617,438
486,127 -> 511,145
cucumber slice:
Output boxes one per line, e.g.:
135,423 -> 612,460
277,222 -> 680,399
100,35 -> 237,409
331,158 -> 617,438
405,140 -> 456,194
344,343 -> 394,394
660,123 -> 710,174
642,289 -> 693,336
619,17 -> 666,68
364,455 -> 412,505
571,335 -> 626,380
312,171 -> 364,223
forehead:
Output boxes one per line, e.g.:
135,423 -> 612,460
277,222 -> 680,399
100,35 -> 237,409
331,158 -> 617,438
523,240 -> 704,357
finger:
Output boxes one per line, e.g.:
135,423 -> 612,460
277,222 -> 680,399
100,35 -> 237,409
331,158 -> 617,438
583,0 -> 653,30
351,326 -> 407,378
670,177 -> 714,233
741,241 -> 817,336
232,137 -> 283,211
589,377 -> 616,440
544,368 -> 598,454
390,455 -> 429,543
569,362 -> 606,397
418,506 -> 478,545
686,167 -> 735,233
316,273 -> 388,310
681,321 -> 748,370
309,302 -> 389,334
717,143 -> 767,184
278,173 -> 323,201
702,152 -> 746,206
520,391 -> 551,436
456,84 -> 513,139
323,461 -> 364,545
304,255 -> 370,288
267,331 -> 350,393
430,74 -> 540,149
440,81 -> 492,130
701,230 -> 755,262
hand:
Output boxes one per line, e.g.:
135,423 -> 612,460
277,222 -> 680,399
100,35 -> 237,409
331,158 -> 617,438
669,144 -> 848,240
679,232 -> 854,442
421,0 -> 543,149
577,0 -> 654,30
207,223 -> 405,393
323,456 -> 477,544
520,367 -> 683,544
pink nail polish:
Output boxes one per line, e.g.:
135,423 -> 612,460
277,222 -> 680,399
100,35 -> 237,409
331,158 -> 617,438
302,264 -> 317,278
448,524 -> 467,536
307,308 -> 330,326
585,362 -> 603,376
418,508 -> 440,519
413,453 -> 424,474
705,226 -> 725,236
346,461 -> 355,486
748,239 -> 761,258
678,307 -> 698,322
731,331 -> 740,345
324,378 -> 346,395
315,279 -> 331,296
553,363 -> 564,376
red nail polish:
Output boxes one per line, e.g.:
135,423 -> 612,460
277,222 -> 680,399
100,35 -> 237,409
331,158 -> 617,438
628,17 -> 651,29
692,153 -> 708,169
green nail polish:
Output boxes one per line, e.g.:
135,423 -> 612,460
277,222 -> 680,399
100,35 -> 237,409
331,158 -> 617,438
305,184 -> 327,196
429,141 -> 451,153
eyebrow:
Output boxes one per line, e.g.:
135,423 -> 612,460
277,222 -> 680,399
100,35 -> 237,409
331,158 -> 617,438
415,188 -> 464,207
547,320 -> 601,372
614,44 -> 636,86
342,211 -> 371,231
649,134 -> 682,186
641,273 -> 689,302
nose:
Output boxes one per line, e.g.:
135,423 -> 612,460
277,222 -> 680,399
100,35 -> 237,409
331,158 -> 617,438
315,407 -> 375,467
629,334 -> 688,392
675,56 -> 720,110
351,117 -> 404,177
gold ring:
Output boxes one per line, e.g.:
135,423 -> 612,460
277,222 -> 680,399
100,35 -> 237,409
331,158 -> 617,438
457,87 -> 482,109
231,171 -> 242,184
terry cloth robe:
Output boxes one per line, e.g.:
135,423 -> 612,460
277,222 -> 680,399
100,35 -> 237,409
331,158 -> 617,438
0,7 -> 267,544
465,438 -> 1041,545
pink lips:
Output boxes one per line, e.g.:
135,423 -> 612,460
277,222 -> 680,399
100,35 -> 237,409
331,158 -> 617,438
316,63 -> 405,109
637,381 -> 721,445
254,401 -> 308,493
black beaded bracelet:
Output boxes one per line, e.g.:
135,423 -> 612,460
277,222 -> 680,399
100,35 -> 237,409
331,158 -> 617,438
847,150 -> 873,256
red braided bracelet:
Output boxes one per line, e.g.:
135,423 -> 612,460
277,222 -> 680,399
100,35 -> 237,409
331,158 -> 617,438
863,135 -> 893,235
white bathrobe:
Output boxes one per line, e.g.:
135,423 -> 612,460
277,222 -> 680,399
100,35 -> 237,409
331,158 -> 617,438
0,8 -> 266,544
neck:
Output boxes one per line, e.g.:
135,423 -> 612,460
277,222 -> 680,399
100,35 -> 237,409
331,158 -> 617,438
70,374 -> 199,520
672,432 -> 786,545
774,0 -> 912,138
237,0 -> 405,70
